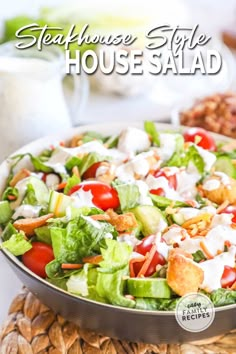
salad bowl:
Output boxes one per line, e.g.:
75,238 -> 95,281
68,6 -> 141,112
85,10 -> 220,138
0,122 -> 236,344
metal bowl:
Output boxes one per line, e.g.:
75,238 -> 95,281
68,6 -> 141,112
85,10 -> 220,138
1,122 -> 236,344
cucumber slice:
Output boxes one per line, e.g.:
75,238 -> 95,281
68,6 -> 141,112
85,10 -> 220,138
214,156 -> 236,178
131,205 -> 167,236
0,201 -> 12,224
127,278 -> 171,298
48,190 -> 73,217
172,212 -> 185,225
11,176 -> 49,209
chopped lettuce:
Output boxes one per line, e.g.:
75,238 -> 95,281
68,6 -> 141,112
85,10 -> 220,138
2,186 -> 19,201
50,216 -> 117,264
99,239 -> 132,273
192,250 -> 207,263
79,152 -> 106,176
23,183 -> 37,206
96,267 -> 135,308
64,174 -> 80,195
166,145 -> 205,174
112,180 -> 140,211
1,223 -> 17,241
144,121 -> 160,147
65,156 -> 81,171
210,289 -> 236,307
1,233 -> 32,256
135,297 -> 179,310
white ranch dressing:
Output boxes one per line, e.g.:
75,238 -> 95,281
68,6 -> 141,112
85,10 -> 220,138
118,127 -> 151,155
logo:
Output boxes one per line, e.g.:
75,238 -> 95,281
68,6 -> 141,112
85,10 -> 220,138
175,293 -> 215,332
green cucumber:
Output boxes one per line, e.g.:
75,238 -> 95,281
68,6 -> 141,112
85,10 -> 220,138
11,176 -> 49,209
131,205 -> 167,236
0,201 -> 12,224
172,212 -> 185,225
214,156 -> 236,178
48,190 -> 73,217
127,278 -> 172,298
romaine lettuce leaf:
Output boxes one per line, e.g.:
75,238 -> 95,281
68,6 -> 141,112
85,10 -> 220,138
23,183 -> 37,206
112,180 -> 140,211
144,121 -> 160,147
79,152 -> 107,176
50,216 -> 117,264
1,232 -> 32,256
64,174 -> 80,195
99,239 -> 132,273
150,194 -> 188,209
135,297 -> 179,310
96,267 -> 135,308
166,145 -> 205,174
210,289 -> 236,307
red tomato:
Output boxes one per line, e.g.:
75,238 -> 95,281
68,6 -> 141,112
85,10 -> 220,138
133,235 -> 166,276
221,266 -> 236,288
82,162 -> 103,179
68,181 -> 120,211
22,242 -> 54,278
220,205 -> 236,223
150,170 -> 177,196
134,235 -> 156,255
183,128 -> 216,151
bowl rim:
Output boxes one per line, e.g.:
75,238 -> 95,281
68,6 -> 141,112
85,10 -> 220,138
1,121 -> 235,315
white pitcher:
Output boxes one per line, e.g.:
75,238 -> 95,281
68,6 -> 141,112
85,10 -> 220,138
0,42 -> 89,160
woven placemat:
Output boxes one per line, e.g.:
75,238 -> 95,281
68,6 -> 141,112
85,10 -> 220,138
0,288 -> 236,354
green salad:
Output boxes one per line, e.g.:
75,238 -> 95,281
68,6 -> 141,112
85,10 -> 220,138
1,122 -> 236,311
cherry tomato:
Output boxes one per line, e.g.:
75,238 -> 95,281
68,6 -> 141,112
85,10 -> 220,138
68,181 -> 120,211
134,235 -> 156,255
22,242 -> 54,278
183,128 -> 216,151
133,235 -> 166,276
220,205 -> 236,223
82,162 -> 103,179
221,266 -> 236,288
150,170 -> 177,196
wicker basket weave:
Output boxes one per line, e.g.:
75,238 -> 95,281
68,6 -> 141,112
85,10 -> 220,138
0,288 -> 236,354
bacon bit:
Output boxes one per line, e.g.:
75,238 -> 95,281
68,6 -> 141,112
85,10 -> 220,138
225,240 -> 232,248
125,294 -> 135,300
61,263 -> 83,270
56,182 -> 67,191
90,214 -> 111,221
7,195 -> 17,201
200,241 -> 214,260
9,168 -> 31,187
82,255 -> 103,264
216,200 -> 230,214
137,245 -> 156,277
129,256 -> 146,278
13,213 -> 54,236
59,141 -> 65,147
182,213 -> 212,229
72,166 -> 80,179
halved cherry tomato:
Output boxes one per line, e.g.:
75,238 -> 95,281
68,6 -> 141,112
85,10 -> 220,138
83,162 -> 103,179
183,128 -> 216,151
150,170 -> 177,196
221,266 -> 236,288
133,235 -> 166,277
220,205 -> 236,223
22,242 -> 54,278
68,181 -> 120,211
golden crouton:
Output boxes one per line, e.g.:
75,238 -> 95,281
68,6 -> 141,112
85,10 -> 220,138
167,249 -> 204,296
202,175 -> 236,205
106,209 -> 138,232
